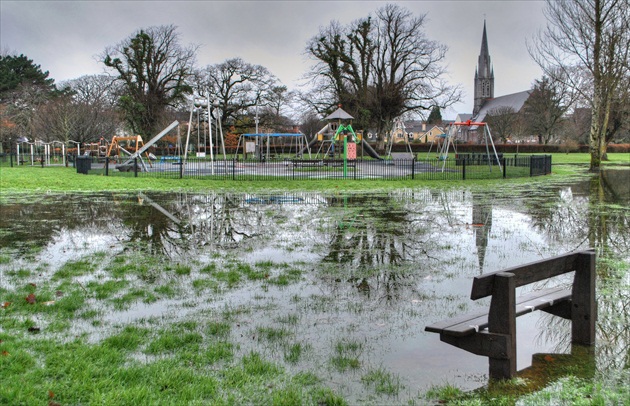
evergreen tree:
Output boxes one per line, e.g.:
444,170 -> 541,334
426,106 -> 442,124
0,54 -> 56,101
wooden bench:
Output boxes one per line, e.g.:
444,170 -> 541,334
292,159 -> 324,168
425,250 -> 596,380
325,159 -> 356,168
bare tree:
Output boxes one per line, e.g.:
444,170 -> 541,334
485,106 -> 518,143
304,4 -> 461,150
523,75 -> 573,144
530,0 -> 630,170
196,58 -> 279,133
561,106 -> 592,145
298,110 -> 325,138
61,74 -> 120,108
103,25 -> 197,137
33,75 -> 122,143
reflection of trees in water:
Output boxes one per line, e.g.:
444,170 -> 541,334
117,193 -> 191,257
319,191 -> 469,302
525,173 -> 630,256
0,193 -> 129,254
166,192 -> 325,256
530,171 -> 630,374
176,193 -> 266,250
535,269 -> 629,373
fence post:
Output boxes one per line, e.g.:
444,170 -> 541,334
529,156 -> 534,177
233,159 -> 236,180
134,157 -> 138,178
462,159 -> 466,180
10,152 -> 13,167
412,158 -> 415,180
502,157 -> 506,178
105,157 -> 109,176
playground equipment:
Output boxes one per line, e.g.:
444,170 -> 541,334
426,126 -> 456,171
385,117 -> 413,160
302,107 -> 382,161
15,139 -> 67,166
236,132 -> 312,161
183,97 -> 226,175
68,140 -> 81,156
453,120 -> 502,172
85,138 -> 109,157
106,134 -> 151,167
111,121 -> 179,171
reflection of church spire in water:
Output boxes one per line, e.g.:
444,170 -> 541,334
472,196 -> 492,272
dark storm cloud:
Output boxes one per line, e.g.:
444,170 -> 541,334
1,1 -> 546,118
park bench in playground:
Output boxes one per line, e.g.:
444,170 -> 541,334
291,159 -> 357,169
425,250 -> 596,380
291,159 -> 324,168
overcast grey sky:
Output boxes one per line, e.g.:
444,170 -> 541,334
1,0 -> 547,119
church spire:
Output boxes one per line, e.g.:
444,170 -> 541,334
474,20 -> 494,116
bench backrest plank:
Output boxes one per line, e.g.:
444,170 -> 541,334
471,250 -> 594,300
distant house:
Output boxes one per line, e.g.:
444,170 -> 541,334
422,126 -> 446,144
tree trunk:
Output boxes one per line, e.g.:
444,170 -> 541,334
589,99 -> 603,171
589,86 -> 612,171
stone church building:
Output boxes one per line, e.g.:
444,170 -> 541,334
457,21 -> 532,143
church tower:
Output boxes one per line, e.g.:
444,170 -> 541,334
473,20 -> 494,116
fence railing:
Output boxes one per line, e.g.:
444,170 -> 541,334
1,153 -> 552,180
47,154 -> 551,181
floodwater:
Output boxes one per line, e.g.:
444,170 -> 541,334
1,168 -> 628,403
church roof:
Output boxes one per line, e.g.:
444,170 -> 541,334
473,90 -> 532,124
456,113 -> 473,122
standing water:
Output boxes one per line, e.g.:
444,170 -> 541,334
1,169 -> 628,403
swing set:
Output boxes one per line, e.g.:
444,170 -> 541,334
236,132 -> 312,161
428,120 -> 502,172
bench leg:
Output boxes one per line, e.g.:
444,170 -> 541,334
572,252 -> 597,344
488,272 -> 517,380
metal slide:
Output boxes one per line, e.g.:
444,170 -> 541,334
360,139 -> 383,160
120,121 -> 180,169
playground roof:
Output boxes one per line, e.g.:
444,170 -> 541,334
325,107 -> 354,120
241,133 -> 305,137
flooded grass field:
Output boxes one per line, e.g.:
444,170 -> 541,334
1,169 -> 628,404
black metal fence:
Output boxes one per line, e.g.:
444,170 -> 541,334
59,154 -> 551,181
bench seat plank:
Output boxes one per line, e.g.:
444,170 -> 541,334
425,287 -> 571,337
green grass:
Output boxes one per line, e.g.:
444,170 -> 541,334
1,158 -> 628,405
52,259 -> 96,280
284,342 -> 307,363
331,339 -> 363,372
361,368 -> 403,396
1,153 -> 625,195
256,326 -> 292,344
